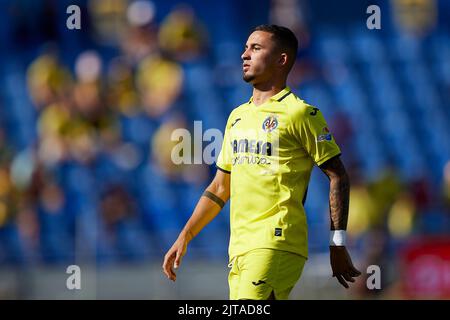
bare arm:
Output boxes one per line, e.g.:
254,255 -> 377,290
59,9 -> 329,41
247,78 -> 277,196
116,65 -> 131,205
319,155 -> 350,231
162,169 -> 230,281
178,169 -> 230,243
319,156 -> 361,288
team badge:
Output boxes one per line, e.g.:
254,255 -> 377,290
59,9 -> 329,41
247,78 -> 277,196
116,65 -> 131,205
262,115 -> 278,132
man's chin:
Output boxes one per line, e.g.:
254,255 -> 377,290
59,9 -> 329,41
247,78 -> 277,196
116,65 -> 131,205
243,74 -> 255,83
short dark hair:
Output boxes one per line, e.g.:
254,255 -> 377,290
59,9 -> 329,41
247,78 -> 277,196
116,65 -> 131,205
253,24 -> 298,71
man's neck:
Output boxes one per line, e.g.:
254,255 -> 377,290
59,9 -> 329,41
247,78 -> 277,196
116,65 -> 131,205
251,82 -> 287,106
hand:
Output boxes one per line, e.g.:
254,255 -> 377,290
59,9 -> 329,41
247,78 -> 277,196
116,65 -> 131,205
162,235 -> 188,282
330,246 -> 361,288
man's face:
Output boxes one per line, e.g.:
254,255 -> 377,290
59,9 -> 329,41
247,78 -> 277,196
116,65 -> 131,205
241,31 -> 279,84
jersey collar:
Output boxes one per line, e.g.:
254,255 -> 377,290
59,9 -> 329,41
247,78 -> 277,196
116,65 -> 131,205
248,86 -> 292,105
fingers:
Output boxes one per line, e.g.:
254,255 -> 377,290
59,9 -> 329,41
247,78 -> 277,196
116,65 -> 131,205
330,247 -> 362,288
333,268 -> 361,288
162,239 -> 188,282
162,251 -> 177,281
342,272 -> 356,283
162,255 -> 173,280
174,248 -> 183,269
350,266 -> 362,277
334,274 -> 349,289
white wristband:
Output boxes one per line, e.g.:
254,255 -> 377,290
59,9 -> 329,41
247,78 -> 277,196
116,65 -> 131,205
330,230 -> 346,246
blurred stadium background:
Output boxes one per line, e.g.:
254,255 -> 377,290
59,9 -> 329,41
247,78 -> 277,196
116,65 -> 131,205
0,0 -> 449,299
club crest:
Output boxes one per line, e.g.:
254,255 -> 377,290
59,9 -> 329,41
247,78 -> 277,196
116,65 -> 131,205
262,115 -> 278,132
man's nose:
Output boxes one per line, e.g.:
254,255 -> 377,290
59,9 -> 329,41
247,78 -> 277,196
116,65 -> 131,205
241,49 -> 250,61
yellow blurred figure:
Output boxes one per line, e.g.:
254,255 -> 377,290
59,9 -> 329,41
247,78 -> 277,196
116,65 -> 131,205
151,117 -> 209,184
158,5 -> 208,61
107,58 -> 140,116
136,55 -> 183,117
347,184 -> 377,238
443,161 -> 450,208
27,53 -> 73,109
387,192 -> 416,238
391,0 -> 437,35
0,167 -> 21,227
151,117 -> 187,179
37,102 -> 72,137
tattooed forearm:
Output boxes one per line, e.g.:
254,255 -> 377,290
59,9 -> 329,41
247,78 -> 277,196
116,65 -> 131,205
319,156 -> 350,230
328,173 -> 349,230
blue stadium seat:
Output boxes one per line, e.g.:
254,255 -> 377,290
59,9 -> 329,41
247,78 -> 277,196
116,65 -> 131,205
137,164 -> 184,251
120,113 -> 156,149
351,30 -> 386,64
0,223 -> 27,265
390,34 -> 422,63
317,30 -> 350,63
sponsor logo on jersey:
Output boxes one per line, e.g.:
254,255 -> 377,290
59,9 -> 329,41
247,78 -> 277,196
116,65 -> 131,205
232,139 -> 272,155
317,127 -> 332,142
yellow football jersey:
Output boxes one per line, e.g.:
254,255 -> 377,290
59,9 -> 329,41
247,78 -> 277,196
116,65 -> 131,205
216,87 -> 341,262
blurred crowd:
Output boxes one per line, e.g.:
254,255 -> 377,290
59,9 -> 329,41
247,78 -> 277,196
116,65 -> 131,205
0,1 -> 449,300
1,0 -> 216,264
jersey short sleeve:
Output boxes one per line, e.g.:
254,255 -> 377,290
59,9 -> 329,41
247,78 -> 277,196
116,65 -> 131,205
291,104 -> 341,166
216,116 -> 233,173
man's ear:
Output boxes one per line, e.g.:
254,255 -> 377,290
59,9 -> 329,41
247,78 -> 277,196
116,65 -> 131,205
278,53 -> 288,67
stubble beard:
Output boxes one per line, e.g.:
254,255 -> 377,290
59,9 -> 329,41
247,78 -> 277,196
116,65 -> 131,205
243,72 -> 255,83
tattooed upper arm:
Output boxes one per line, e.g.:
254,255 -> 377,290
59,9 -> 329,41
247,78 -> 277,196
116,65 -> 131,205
319,155 -> 348,180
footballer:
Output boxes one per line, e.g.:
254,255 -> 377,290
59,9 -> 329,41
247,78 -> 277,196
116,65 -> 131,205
163,24 -> 361,300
